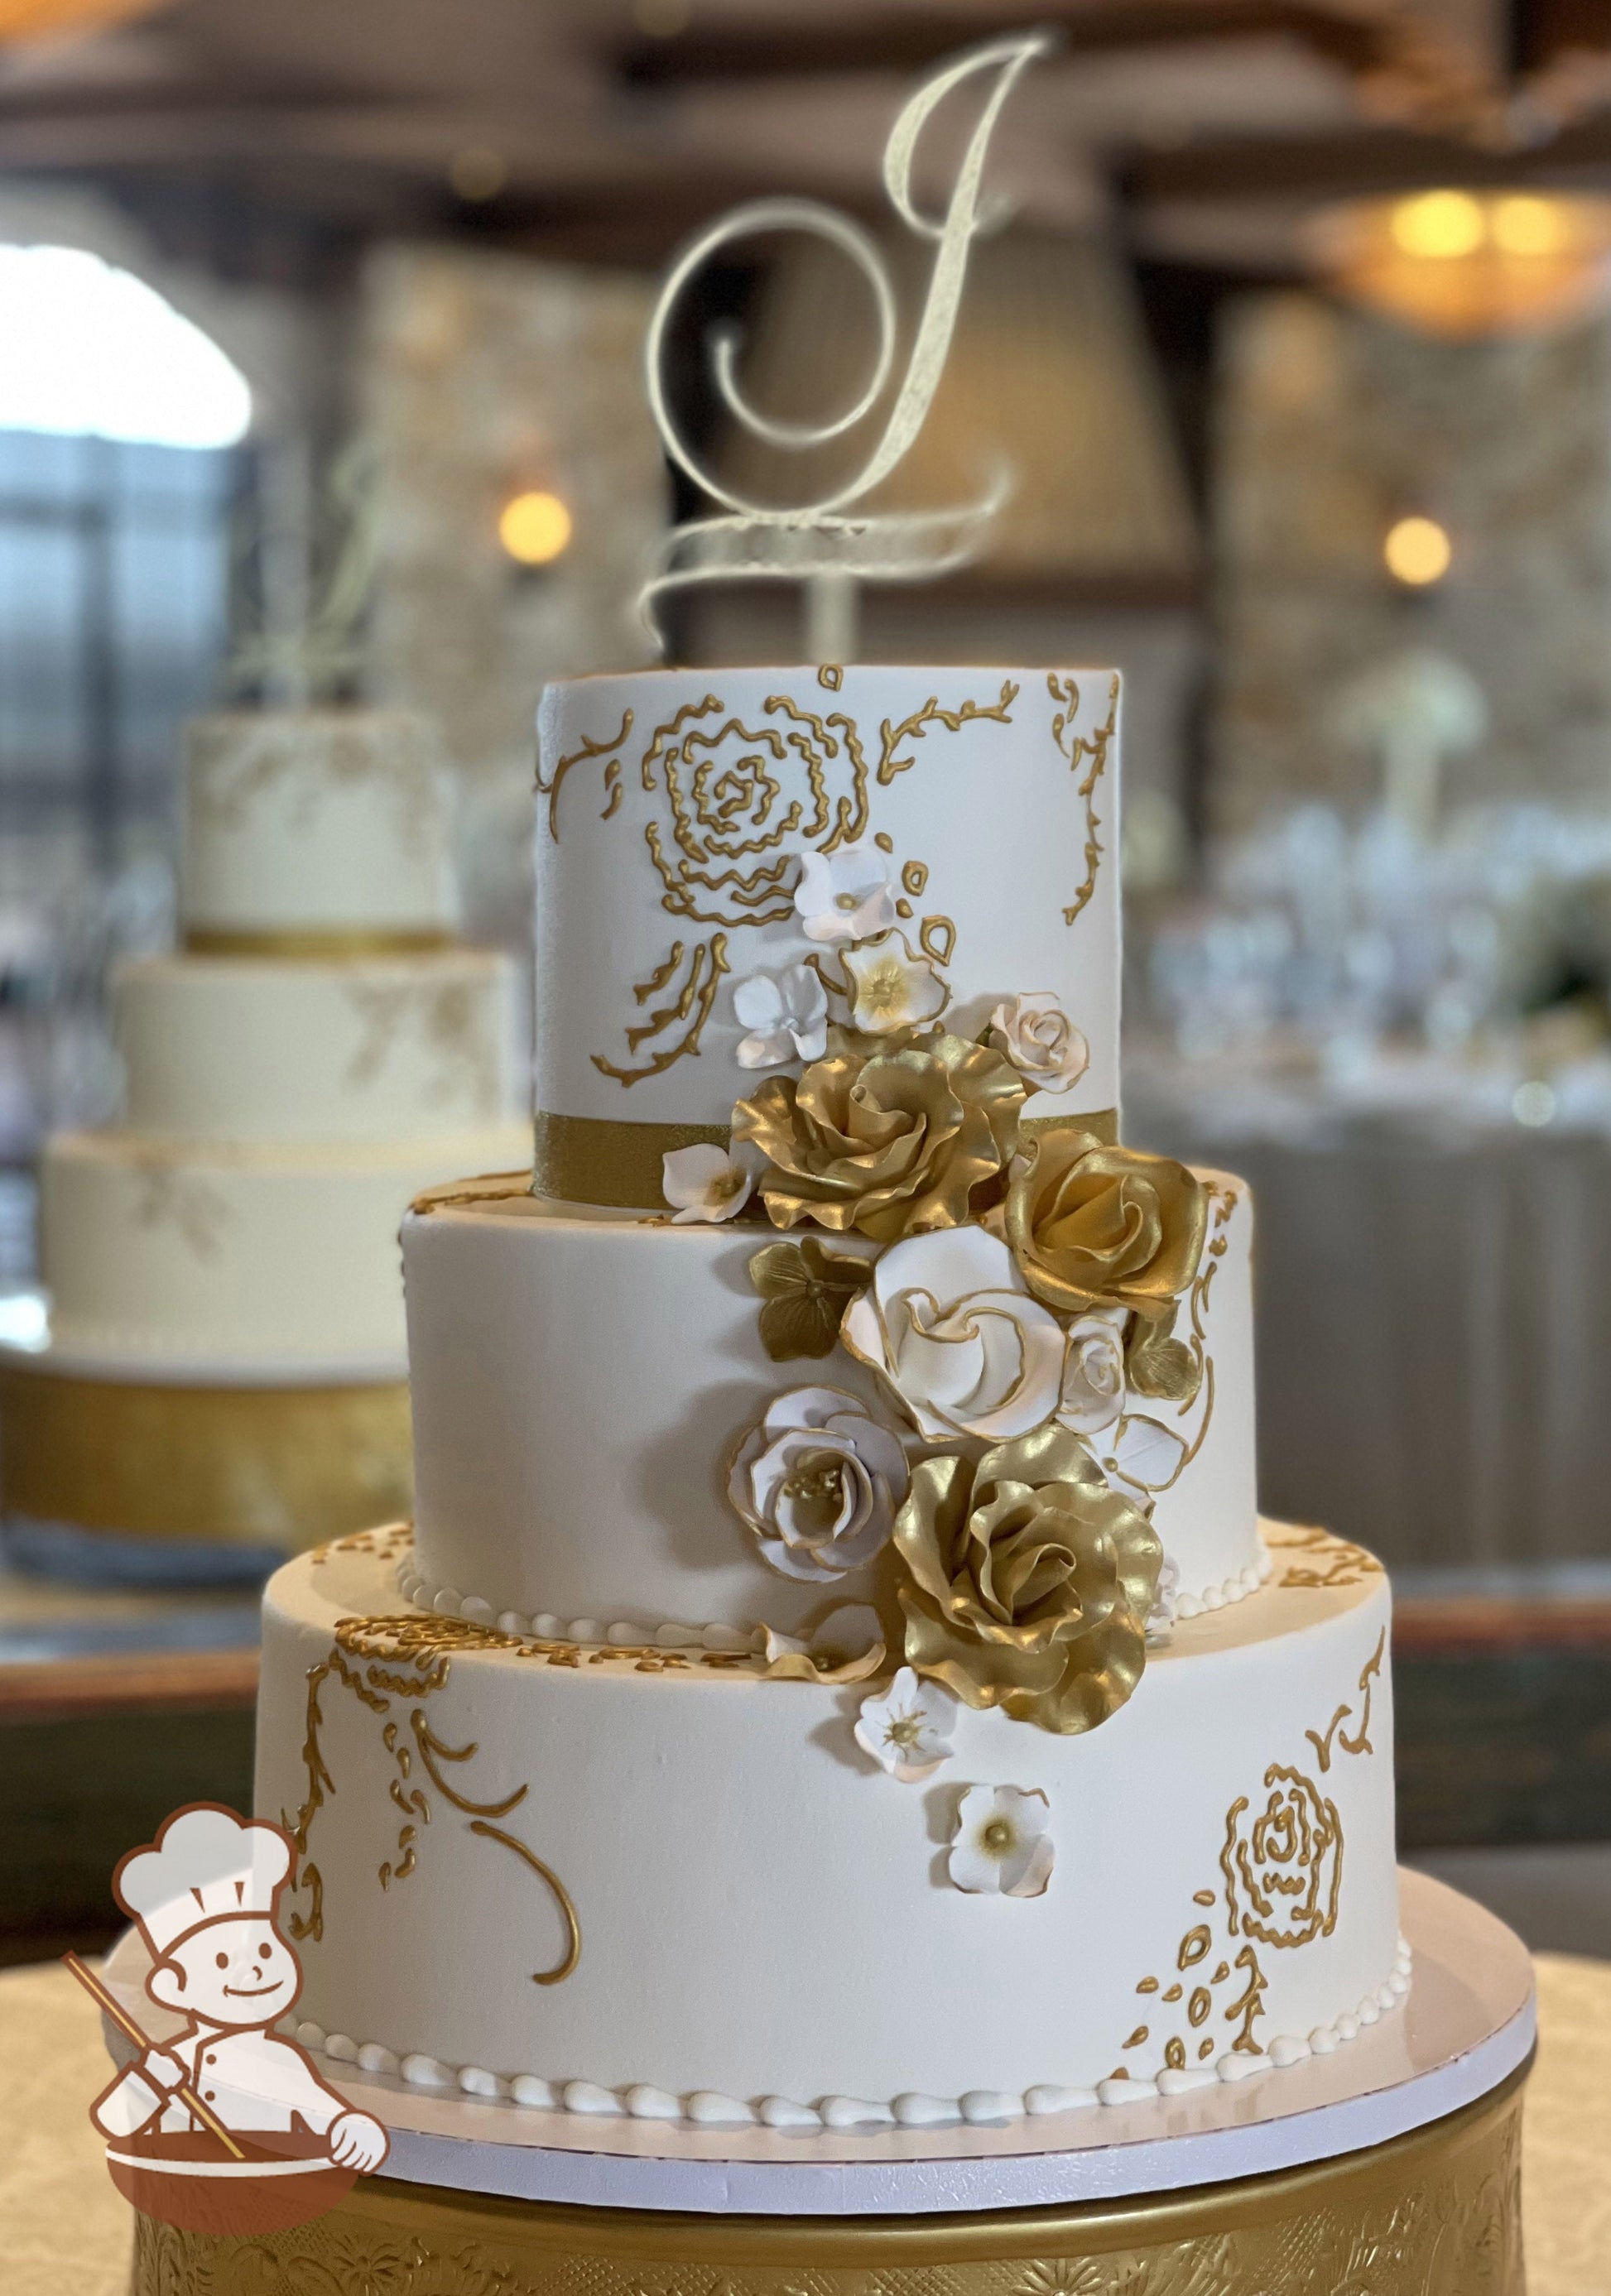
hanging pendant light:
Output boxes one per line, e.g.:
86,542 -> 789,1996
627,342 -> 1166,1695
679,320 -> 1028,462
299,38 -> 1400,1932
0,0 -> 166,36
1308,189 -> 1611,340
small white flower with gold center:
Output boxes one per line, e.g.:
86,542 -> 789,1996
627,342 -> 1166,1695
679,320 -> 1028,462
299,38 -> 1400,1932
733,963 -> 830,1069
839,929 -> 949,1035
793,844 -> 897,945
948,1784 -> 1054,1897
854,1665 -> 957,1781
661,1143 -> 755,1224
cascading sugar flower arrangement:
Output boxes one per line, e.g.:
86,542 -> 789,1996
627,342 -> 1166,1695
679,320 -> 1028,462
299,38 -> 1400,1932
666,836 -> 1209,1743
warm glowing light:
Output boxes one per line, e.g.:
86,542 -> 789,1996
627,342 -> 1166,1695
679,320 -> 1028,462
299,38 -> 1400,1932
448,147 -> 507,202
1384,516 -> 1452,588
498,489 -> 573,565
1491,195 -> 1567,257
1310,190 -> 1611,340
1391,190 -> 1484,260
0,244 -> 250,447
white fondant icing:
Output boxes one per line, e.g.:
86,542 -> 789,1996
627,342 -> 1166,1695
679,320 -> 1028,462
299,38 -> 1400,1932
892,2094 -> 960,2128
356,2043 -> 399,2077
402,1182 -> 1264,1636
259,1541 -> 1401,2121
509,2074 -> 557,2110
40,1125 -> 528,1373
758,2097 -> 822,2131
181,709 -> 454,937
534,668 -> 1121,1142
324,2033 -> 357,2062
1023,2085 -> 1099,2115
821,2098 -> 896,2130
624,2086 -> 684,2121
561,2081 -> 623,2116
685,2092 -> 757,2128
458,2066 -> 504,2098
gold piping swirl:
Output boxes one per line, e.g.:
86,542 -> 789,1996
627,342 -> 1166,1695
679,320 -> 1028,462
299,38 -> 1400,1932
467,1819 -> 583,1986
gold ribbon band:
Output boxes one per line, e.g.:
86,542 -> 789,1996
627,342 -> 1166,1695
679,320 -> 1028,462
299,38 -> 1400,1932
533,1105 -> 1120,1210
183,928 -> 453,959
0,1362 -> 411,1546
534,1111 -> 732,1209
1022,1104 -> 1118,1147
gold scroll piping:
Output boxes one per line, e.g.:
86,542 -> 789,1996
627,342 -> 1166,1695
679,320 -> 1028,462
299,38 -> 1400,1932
183,929 -> 452,958
0,1360 -> 411,1546
1049,670 -> 1118,928
1306,1629 -> 1387,1773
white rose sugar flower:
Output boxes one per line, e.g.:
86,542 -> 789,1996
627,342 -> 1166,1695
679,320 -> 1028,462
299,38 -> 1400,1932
948,1784 -> 1055,1897
662,1143 -> 755,1224
728,1386 -> 907,1582
987,992 -> 1089,1094
733,963 -> 830,1069
854,1666 -> 958,1781
1056,1308 -> 1128,1437
793,843 -> 897,945
841,1224 -> 1065,1443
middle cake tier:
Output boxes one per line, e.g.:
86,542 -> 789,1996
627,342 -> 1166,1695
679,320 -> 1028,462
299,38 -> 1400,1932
402,1167 -> 1262,1639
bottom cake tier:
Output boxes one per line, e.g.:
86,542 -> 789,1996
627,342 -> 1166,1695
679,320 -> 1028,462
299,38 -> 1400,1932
255,1524 -> 1403,2126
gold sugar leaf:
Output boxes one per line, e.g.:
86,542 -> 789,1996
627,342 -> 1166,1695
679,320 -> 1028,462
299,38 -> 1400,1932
1178,1925 -> 1212,1969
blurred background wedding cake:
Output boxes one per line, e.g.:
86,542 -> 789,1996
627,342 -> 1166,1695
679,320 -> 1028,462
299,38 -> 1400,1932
0,708 -> 527,1575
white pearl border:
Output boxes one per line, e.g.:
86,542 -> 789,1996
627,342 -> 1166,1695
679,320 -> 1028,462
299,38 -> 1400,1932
392,1539 -> 1274,1653
291,1937 -> 1411,2131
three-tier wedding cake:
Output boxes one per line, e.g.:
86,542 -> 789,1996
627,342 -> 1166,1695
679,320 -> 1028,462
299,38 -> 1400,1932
0,708 -> 528,1564
255,665 -> 1407,2121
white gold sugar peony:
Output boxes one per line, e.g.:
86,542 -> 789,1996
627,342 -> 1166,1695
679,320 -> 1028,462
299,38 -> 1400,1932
840,1225 -> 1065,1443
728,1386 -> 907,1582
661,1144 -> 755,1224
793,843 -> 897,945
854,1666 -> 957,1781
948,1784 -> 1054,1897
987,991 -> 1089,1093
1056,1308 -> 1128,1437
733,963 -> 830,1069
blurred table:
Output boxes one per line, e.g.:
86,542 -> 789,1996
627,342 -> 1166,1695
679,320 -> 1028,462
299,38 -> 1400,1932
1130,1045 -> 1611,1573
2,1950 -> 1607,2296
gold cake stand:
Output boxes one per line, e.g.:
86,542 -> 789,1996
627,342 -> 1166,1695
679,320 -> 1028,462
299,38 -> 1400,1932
0,1335 -> 411,1578
111,1872 -> 1532,2294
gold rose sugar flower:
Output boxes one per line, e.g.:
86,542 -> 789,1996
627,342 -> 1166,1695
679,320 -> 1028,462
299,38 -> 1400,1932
733,1031 -> 1026,1244
894,1423 -> 1161,1736
1006,1124 -> 1207,1322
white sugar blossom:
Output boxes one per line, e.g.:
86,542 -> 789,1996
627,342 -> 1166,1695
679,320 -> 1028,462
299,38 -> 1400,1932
841,1225 -> 1065,1443
733,963 -> 830,1069
1146,1555 -> 1180,1648
948,1784 -> 1054,1898
794,843 -> 896,945
1056,1309 -> 1128,1438
840,931 -> 949,1036
854,1666 -> 957,1781
762,1603 -> 886,1679
1099,1412 -> 1190,1502
728,1387 -> 906,1583
986,992 -> 1089,1094
661,1143 -> 755,1224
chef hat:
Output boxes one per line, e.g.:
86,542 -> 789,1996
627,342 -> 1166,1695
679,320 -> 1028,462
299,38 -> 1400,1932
115,1805 -> 294,1962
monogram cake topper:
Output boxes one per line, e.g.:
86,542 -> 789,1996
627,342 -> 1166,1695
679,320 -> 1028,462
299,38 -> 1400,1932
639,28 -> 1056,654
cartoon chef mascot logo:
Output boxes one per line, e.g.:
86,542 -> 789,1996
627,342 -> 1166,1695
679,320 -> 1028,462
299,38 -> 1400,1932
80,1804 -> 388,2234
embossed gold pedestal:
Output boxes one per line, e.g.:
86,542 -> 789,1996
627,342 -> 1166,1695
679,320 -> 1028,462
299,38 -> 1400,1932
128,2060 -> 1527,2296
113,1876 -> 1532,2296
0,1350 -> 411,1572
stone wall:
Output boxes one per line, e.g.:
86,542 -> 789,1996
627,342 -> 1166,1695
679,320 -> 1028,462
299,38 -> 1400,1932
1212,291 -> 1611,833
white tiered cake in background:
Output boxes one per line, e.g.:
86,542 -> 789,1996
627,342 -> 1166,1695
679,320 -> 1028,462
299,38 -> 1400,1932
0,709 -> 529,1570
256,666 -> 1408,2122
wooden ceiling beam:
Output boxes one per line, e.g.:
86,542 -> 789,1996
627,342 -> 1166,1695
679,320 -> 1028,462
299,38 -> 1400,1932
1127,114 -> 1611,204
617,2 -> 1436,88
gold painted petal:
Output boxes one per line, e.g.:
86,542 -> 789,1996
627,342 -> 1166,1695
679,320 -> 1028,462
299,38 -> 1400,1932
1005,1125 -> 1208,1319
893,1421 -> 1161,1735
1124,1302 -> 1203,1404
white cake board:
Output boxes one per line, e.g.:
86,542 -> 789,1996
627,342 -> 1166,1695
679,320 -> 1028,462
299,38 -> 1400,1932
100,1869 -> 1533,2217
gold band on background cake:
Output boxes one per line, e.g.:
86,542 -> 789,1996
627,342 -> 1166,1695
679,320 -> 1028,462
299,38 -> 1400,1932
533,1106 -> 1120,1210
126,2056 -> 1527,2295
183,928 -> 453,958
0,1361 -> 411,1546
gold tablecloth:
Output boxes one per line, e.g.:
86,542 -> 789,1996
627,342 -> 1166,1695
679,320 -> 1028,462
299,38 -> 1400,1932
4,1955 -> 1608,2295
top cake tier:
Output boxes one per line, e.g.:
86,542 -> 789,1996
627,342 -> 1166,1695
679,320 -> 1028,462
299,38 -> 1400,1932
181,709 -> 457,946
534,666 -> 1119,1208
